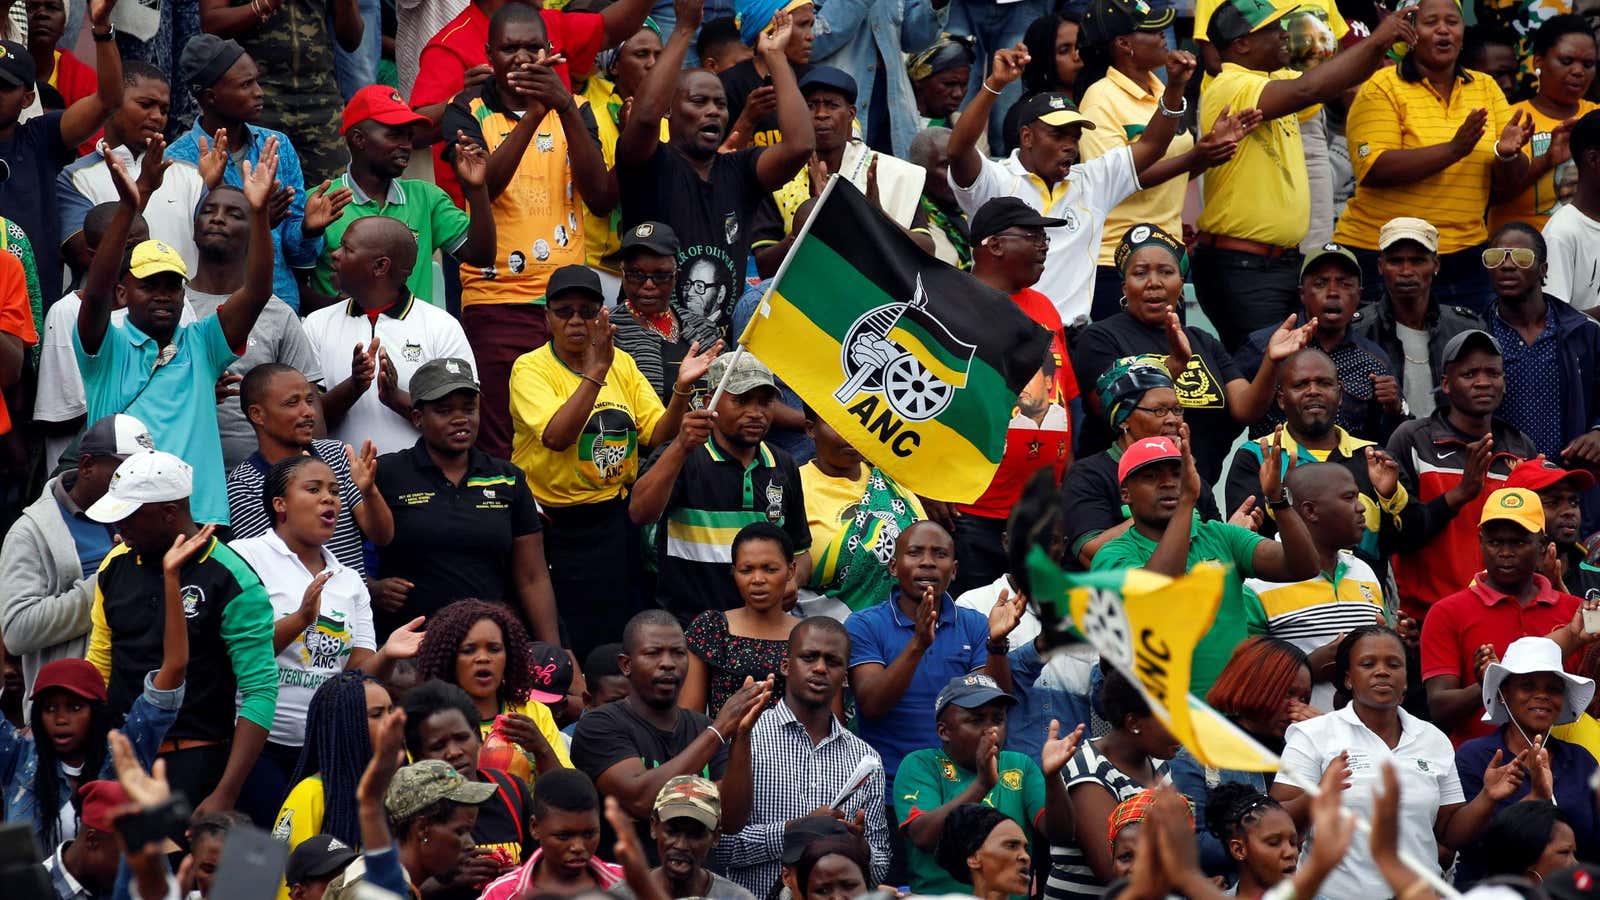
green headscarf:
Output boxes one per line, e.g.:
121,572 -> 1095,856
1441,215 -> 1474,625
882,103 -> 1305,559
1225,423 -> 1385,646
1095,355 -> 1173,428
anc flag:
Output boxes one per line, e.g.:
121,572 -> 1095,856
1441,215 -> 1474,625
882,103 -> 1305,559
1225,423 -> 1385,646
1027,549 -> 1281,772
739,177 -> 1051,503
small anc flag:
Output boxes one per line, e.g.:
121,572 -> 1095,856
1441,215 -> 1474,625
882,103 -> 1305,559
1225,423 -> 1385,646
740,177 -> 1051,503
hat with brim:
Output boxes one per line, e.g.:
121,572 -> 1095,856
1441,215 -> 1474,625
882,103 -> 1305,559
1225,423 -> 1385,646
1299,242 -> 1362,281
1117,436 -> 1182,483
85,450 -> 194,524
128,240 -> 190,281
1442,329 -> 1503,366
1083,0 -> 1178,45
1480,636 -> 1595,725
285,835 -> 360,886
934,672 -> 1019,716
409,357 -> 480,405
1506,458 -> 1599,494
1207,0 -> 1292,47
384,760 -> 498,821
1015,92 -> 1097,130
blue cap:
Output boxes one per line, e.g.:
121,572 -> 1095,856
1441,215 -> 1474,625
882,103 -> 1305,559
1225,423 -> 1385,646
798,66 -> 858,104
935,673 -> 1017,716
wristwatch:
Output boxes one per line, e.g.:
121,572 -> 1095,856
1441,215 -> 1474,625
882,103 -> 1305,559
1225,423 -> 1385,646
92,25 -> 115,42
1268,489 -> 1293,511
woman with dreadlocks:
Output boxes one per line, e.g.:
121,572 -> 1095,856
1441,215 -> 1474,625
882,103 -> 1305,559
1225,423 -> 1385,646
414,600 -> 570,779
0,522 -> 200,852
270,671 -> 396,899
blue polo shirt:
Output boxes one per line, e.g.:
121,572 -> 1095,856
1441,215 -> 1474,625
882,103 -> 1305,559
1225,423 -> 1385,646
1456,730 -> 1599,881
845,589 -> 989,779
73,314 -> 237,525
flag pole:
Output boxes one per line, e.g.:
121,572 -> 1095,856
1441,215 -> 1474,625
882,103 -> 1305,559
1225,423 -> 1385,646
710,174 -> 844,411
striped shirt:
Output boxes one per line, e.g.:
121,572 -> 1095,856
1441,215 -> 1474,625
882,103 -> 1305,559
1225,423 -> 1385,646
1245,551 -> 1386,710
713,700 -> 891,896
1047,739 -> 1170,899
478,838 -> 624,900
225,439 -> 368,576
1337,66 -> 1512,253
610,304 -> 722,401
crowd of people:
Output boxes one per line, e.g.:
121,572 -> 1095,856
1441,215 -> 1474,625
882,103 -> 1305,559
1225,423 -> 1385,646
9,0 -> 1600,898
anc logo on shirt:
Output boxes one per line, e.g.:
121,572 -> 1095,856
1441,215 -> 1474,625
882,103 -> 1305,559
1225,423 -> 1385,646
302,612 -> 353,670
180,585 -> 205,619
1169,354 -> 1224,410
1001,769 -> 1023,791
578,404 -> 639,486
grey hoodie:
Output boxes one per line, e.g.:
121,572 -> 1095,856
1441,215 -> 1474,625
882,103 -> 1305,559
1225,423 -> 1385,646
1,474 -> 98,711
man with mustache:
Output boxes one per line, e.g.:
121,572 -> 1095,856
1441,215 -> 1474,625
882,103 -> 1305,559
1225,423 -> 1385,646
612,777 -> 757,900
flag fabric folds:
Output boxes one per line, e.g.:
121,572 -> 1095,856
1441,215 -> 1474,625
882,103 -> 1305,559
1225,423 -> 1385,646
739,177 -> 1051,503
1027,549 -> 1282,772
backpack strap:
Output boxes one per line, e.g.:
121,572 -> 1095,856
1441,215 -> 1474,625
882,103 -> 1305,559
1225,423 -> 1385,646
481,767 -> 524,838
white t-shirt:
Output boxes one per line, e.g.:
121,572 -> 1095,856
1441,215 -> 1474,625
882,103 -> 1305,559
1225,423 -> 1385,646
1395,322 -> 1434,419
34,290 -> 197,469
1280,704 -> 1463,899
59,147 -> 207,277
303,294 -> 477,454
950,146 -> 1141,328
228,530 -> 375,746
1542,203 -> 1600,312
955,575 -> 1041,650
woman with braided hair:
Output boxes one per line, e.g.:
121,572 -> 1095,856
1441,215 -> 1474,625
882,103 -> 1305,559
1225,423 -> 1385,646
414,600 -> 571,779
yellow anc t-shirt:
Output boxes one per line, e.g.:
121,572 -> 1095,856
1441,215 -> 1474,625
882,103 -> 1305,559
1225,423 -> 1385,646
508,344 -> 667,507
480,697 -> 574,773
272,775 -> 327,900
1488,97 -> 1599,233
1194,0 -> 1349,121
1336,65 -> 1513,253
1196,63 -> 1310,247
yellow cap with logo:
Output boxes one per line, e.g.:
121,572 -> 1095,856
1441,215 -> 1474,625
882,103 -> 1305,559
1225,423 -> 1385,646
1480,488 -> 1544,533
128,240 -> 189,281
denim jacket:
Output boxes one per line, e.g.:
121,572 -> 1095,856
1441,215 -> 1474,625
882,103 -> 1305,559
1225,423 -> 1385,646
811,0 -> 947,157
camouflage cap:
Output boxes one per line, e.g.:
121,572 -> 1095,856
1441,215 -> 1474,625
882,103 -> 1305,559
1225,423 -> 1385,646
653,775 -> 721,830
708,353 -> 776,397
383,760 -> 498,821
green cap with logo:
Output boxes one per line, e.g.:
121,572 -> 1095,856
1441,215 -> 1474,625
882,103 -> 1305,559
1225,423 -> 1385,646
653,775 -> 722,829
1207,0 -> 1292,47
383,760 -> 498,820
409,357 -> 480,405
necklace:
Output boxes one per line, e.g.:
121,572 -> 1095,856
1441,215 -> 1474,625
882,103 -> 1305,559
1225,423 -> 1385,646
624,300 -> 678,341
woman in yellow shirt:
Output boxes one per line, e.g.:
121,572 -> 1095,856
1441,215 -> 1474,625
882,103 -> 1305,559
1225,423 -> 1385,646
1334,0 -> 1534,311
1487,15 -> 1598,233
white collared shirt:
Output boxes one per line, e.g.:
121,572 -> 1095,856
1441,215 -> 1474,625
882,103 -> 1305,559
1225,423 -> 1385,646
229,529 -> 374,745
1281,704 -> 1463,899
949,146 -> 1140,327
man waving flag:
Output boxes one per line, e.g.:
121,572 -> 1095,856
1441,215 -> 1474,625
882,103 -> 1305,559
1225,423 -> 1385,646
739,177 -> 1051,503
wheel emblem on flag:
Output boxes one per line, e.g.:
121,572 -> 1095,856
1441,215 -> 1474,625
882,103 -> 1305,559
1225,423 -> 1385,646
1081,586 -> 1134,671
834,274 -> 976,422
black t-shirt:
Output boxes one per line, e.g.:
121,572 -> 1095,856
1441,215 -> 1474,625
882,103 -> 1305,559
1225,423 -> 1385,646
1071,312 -> 1246,485
373,440 -> 542,637
0,111 -> 72,301
719,59 -> 813,149
618,143 -> 767,334
424,768 -> 535,900
570,701 -> 729,864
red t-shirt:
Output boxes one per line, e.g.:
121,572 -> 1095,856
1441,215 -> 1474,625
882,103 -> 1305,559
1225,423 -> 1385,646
51,49 -> 100,155
956,288 -> 1078,519
410,5 -> 606,207
0,251 -> 38,435
1419,574 -> 1583,746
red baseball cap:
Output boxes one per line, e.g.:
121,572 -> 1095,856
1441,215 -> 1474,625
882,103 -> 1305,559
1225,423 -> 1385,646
31,658 -> 108,703
341,85 -> 429,135
1506,457 -> 1597,493
1117,436 -> 1182,484
78,780 -> 129,832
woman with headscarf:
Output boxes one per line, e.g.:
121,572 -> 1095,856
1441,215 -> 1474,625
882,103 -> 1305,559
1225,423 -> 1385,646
1059,356 -> 1226,568
721,0 -> 816,149
909,36 -> 977,133
580,18 -> 668,298
1071,223 -> 1312,485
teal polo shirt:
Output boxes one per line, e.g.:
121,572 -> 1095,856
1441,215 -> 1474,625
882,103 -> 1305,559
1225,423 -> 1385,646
73,314 -> 237,525
1091,513 -> 1264,697
310,170 -> 470,306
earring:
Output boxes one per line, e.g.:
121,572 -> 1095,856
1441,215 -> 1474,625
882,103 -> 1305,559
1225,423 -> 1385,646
422,836 -> 429,845
1131,726 -> 1141,735
1118,295 -> 1129,309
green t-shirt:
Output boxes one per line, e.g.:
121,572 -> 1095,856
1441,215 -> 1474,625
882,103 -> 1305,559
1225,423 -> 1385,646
1091,514 -> 1263,697
892,748 -> 1046,896
311,174 -> 471,306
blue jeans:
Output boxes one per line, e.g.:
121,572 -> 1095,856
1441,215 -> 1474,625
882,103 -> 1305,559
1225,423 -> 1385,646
332,0 -> 381,100
948,0 -> 1050,151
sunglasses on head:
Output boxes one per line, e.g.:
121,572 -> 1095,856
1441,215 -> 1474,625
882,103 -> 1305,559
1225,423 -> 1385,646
550,304 -> 602,320
1481,247 -> 1537,269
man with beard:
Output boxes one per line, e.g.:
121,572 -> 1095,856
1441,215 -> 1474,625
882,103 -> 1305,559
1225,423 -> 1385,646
1506,459 -> 1600,601
611,777 -> 756,900
225,362 -> 394,575
1225,348 -> 1419,569
184,186 -> 323,470
1386,330 -> 1538,623
1237,243 -> 1404,442
1242,462 -> 1387,711
630,354 -> 812,623
305,85 -> 495,309
1350,217 -> 1483,420
716,617 -> 891,894
1094,429 -> 1318,697
615,0 -> 813,333
569,610 -> 769,864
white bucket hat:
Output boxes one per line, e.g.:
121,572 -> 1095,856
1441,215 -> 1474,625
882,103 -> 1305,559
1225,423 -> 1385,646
1480,636 -> 1595,725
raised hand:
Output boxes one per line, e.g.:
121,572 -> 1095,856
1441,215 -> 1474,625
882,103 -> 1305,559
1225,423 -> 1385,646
1177,421 -> 1202,503
375,350 -> 401,408
1261,424 -> 1297,505
1227,495 -> 1263,532
88,0 -> 119,29
1194,104 -> 1250,167
913,585 -> 939,649
1450,108 -> 1489,159
462,64 -> 494,90
1372,7 -> 1418,47
1039,719 -> 1086,777
350,339 -> 378,393
1561,430 -> 1600,469
268,184 -> 295,227
987,588 -> 1028,643
358,708 -> 407,803
452,130 -> 489,189
163,525 -> 218,577
109,729 -> 171,808
738,674 -> 775,734
239,135 -> 281,210
1369,373 -> 1403,415
1163,51 -> 1198,92
1305,756 -> 1355,875
379,616 -> 426,661
1162,310 -> 1191,376
1527,735 -> 1555,801
296,571 -> 333,625
1266,313 -> 1315,362
195,129 -> 228,190
976,725 -> 1001,789
713,674 -> 769,737
1473,643 -> 1499,681
1481,747 -> 1528,801
133,134 -> 173,202
347,439 -> 379,494
582,308 -> 618,380
675,409 -> 714,449
1497,108 -> 1534,158
676,339 -> 723,392
986,44 -> 1030,89
672,0 -> 704,34
758,8 -> 793,56
1454,435 -> 1494,503
369,577 -> 413,613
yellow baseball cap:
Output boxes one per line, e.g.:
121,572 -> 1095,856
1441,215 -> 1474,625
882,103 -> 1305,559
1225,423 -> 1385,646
1480,488 -> 1545,533
128,240 -> 189,281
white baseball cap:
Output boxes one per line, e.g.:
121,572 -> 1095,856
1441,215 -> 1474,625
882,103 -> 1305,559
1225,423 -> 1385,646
85,450 -> 194,524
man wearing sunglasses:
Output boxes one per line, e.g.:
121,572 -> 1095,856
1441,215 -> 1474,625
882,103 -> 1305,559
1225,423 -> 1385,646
1481,222 -> 1600,533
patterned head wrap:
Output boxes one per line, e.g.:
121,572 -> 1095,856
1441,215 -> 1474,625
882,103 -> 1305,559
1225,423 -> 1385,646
1107,790 -> 1195,844
1095,354 -> 1173,428
599,17 -> 663,77
907,35 -> 976,82
1114,222 -> 1188,276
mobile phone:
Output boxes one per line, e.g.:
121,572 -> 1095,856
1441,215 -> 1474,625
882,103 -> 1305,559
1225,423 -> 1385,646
1583,605 -> 1600,635
761,74 -> 773,87
211,825 -> 290,900
114,796 -> 191,852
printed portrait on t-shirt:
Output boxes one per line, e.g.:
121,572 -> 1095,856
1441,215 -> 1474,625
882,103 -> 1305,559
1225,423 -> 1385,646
676,250 -> 736,328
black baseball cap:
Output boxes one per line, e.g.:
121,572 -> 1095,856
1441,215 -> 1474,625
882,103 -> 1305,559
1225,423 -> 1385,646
1082,0 -> 1176,45
1013,92 -> 1096,130
546,265 -> 605,305
798,66 -> 858,104
970,196 -> 1067,244
619,221 -> 680,258
285,835 -> 359,886
0,42 -> 35,90
1207,0 -> 1292,47
781,815 -> 852,865
1441,329 -> 1504,366
527,641 -> 573,704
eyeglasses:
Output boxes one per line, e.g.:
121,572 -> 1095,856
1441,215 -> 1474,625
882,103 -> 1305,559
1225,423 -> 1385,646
1481,247 -> 1537,269
1132,404 -> 1184,418
991,230 -> 1050,248
623,268 -> 676,286
549,304 -> 602,320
